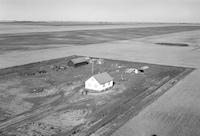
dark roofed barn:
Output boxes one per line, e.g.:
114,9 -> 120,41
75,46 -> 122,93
67,57 -> 89,67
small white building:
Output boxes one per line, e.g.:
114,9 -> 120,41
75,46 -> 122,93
85,72 -> 114,92
125,68 -> 139,74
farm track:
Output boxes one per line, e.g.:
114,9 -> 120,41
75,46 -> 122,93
58,68 -> 193,136
0,85 -> 82,131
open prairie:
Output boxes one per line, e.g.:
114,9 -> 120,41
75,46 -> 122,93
0,23 -> 200,136
1,23 -> 200,54
0,22 -> 186,34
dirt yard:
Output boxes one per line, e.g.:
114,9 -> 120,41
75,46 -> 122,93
0,55 -> 189,136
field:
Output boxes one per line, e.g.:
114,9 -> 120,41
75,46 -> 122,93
112,28 -> 200,136
1,24 -> 200,54
0,22 -> 200,136
0,54 -> 192,136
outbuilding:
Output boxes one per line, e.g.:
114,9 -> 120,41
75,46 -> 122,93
85,72 -> 114,92
68,57 -> 89,67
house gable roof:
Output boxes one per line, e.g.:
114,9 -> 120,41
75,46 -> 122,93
92,72 -> 113,84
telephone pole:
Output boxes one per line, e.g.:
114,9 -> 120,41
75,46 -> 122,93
92,60 -> 94,75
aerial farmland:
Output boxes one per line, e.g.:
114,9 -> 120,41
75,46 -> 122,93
0,22 -> 200,136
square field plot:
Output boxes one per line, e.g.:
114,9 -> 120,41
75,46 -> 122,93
0,55 -> 194,136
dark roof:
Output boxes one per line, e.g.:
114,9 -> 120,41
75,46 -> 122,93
70,57 -> 88,64
93,72 -> 113,84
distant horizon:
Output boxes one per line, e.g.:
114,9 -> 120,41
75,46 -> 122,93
1,0 -> 200,23
0,20 -> 199,24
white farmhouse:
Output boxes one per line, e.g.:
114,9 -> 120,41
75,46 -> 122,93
85,72 -> 114,92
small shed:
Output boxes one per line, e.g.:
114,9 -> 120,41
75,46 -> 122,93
85,72 -> 114,92
68,57 -> 89,67
125,68 -> 139,74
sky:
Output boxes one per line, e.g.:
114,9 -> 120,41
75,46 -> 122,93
0,0 -> 200,23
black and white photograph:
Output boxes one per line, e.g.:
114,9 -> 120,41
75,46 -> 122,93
0,0 -> 200,136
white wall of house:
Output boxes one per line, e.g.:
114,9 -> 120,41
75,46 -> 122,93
85,77 -> 101,91
100,81 -> 113,91
85,77 -> 113,92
